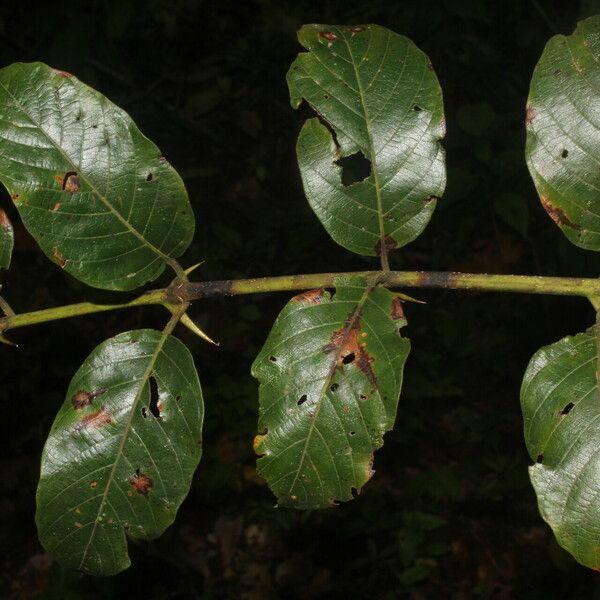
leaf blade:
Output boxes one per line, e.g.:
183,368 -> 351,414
36,329 -> 203,575
525,16 -> 600,251
251,277 -> 410,508
521,328 -> 600,569
0,62 -> 195,290
288,24 -> 446,256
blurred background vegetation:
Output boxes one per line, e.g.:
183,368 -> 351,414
1,0 -> 600,598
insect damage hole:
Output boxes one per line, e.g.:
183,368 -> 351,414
149,375 -> 161,418
335,151 -> 371,186
536,454 -> 544,464
561,149 -> 569,158
297,394 -> 308,406
342,352 -> 355,365
560,402 -> 574,415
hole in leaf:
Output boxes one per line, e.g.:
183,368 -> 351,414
351,487 -> 359,498
561,149 -> 568,158
536,454 -> 544,464
359,394 -> 367,401
269,356 -> 277,362
149,375 -> 161,418
175,395 -> 181,401
342,352 -> 355,365
141,407 -> 148,418
560,402 -> 574,415
335,151 -> 371,186
414,105 -> 422,112
297,394 -> 307,406
349,431 -> 356,436
330,383 -> 339,392
146,173 -> 155,182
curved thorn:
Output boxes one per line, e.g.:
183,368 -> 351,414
184,261 -> 206,276
0,332 -> 16,346
180,313 -> 219,346
394,291 -> 426,304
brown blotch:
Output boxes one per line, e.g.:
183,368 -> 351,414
319,31 -> 337,41
424,194 -> 440,206
525,106 -> 536,126
0,209 -> 11,231
375,234 -> 398,257
71,388 -> 107,409
54,174 -> 64,186
74,521 -> 83,528
10,193 -> 19,201
128,469 -> 153,497
292,288 -> 325,304
322,309 -> 377,389
55,70 -> 73,78
63,172 -> 80,193
75,405 -> 112,431
540,196 -> 581,230
390,297 -> 406,321
52,247 -> 67,268
426,62 -> 434,71
253,431 -> 268,456
52,202 -> 61,212
366,453 -> 375,480
89,480 -> 97,489
349,26 -> 366,33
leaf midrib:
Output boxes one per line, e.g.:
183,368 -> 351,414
287,283 -> 372,500
0,70 -> 173,266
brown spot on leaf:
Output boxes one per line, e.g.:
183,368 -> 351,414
63,172 -> 80,193
10,193 -> 19,201
55,70 -> 73,78
390,297 -> 406,321
74,521 -> 83,528
71,388 -> 107,409
253,431 -> 267,456
427,62 -> 434,71
366,453 -> 375,480
90,480 -> 97,489
52,202 -> 61,212
540,196 -> 581,230
323,309 -> 377,389
0,209 -> 11,231
319,31 -> 337,41
128,469 -> 153,497
54,175 -> 64,186
52,247 -> 66,268
292,288 -> 325,304
75,406 -> 112,431
375,235 -> 398,257
424,194 -> 440,206
525,106 -> 536,126
349,26 -> 366,33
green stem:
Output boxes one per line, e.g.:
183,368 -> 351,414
2,270 -> 600,335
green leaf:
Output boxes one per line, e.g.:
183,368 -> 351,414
251,276 -> 410,508
0,63 -> 195,290
521,327 -> 600,569
288,24 -> 446,257
0,208 -> 13,269
36,329 -> 203,576
525,16 -> 600,251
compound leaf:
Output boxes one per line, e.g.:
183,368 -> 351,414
521,327 -> 600,569
36,329 -> 203,576
251,276 -> 410,508
288,24 -> 446,257
526,16 -> 600,251
0,62 -> 195,290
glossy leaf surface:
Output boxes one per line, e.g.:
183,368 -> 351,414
288,24 -> 446,257
252,277 -> 410,508
36,329 -> 203,576
0,62 -> 195,290
521,328 -> 600,569
0,208 -> 13,268
526,16 -> 600,251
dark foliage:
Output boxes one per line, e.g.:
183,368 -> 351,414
1,0 -> 599,598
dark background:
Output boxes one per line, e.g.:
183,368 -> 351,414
1,0 -> 600,598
